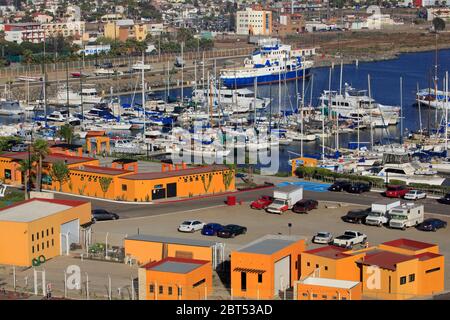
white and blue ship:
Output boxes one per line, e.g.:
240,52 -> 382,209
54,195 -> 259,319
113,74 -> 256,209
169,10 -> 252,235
220,40 -> 315,88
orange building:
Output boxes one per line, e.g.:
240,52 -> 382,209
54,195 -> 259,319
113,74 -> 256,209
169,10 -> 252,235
290,157 -> 318,176
49,143 -> 83,157
124,234 -> 224,267
295,277 -> 362,300
231,235 -> 306,299
138,257 -> 212,300
0,198 -> 91,267
85,131 -> 110,155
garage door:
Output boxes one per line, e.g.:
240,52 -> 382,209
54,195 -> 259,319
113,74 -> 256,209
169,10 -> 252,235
274,255 -> 291,296
60,219 -> 80,255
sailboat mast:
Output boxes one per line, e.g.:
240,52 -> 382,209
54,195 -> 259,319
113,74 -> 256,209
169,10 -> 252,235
339,59 -> 343,97
65,60 -> 69,123
141,53 -> 146,135
400,76 -> 403,145
445,71 -> 449,156
368,74 -> 374,150
181,41 -> 184,104
254,76 -> 257,128
301,65 -> 305,157
417,82 -> 422,134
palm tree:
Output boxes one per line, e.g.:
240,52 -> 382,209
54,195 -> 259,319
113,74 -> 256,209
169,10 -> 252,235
50,161 -> 70,192
57,124 -> 78,144
32,139 -> 50,192
18,158 -> 35,200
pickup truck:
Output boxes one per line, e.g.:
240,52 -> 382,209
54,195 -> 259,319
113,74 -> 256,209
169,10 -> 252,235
332,230 -> 367,248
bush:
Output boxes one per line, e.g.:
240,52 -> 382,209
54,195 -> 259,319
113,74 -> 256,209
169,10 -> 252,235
387,179 -> 406,185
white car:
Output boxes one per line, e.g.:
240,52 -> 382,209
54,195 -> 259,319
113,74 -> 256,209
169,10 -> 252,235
404,190 -> 427,200
177,220 -> 205,233
312,232 -> 333,244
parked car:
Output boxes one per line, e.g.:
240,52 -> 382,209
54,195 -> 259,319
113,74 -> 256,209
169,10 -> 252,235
217,224 -> 247,238
201,223 -> 224,236
385,185 -> 410,198
348,182 -> 371,194
312,232 -> 333,244
250,195 -> 274,210
332,230 -> 367,248
438,193 -> 450,204
341,208 -> 371,224
292,199 -> 318,213
11,144 -> 28,152
91,209 -> 119,222
328,180 -> 352,192
177,220 -> 205,233
404,190 -> 427,200
416,218 -> 447,232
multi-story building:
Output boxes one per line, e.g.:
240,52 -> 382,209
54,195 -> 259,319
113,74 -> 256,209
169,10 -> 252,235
41,21 -> 85,39
4,23 -> 45,44
104,19 -> 148,42
273,13 -> 305,36
236,6 -> 273,36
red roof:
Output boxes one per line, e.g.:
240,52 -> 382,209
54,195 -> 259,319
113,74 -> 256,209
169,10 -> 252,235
0,198 -> 88,212
415,252 -> 442,261
382,239 -> 436,251
1,152 -> 96,165
121,164 -> 230,180
304,246 -> 351,260
358,251 -> 416,271
72,165 -> 131,176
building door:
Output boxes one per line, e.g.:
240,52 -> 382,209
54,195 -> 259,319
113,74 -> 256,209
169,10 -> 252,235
166,183 -> 177,198
241,272 -> 247,291
274,255 -> 291,296
60,219 -> 80,255
152,188 -> 166,200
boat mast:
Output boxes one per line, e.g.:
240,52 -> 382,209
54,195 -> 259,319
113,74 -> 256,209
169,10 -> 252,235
253,76 -> 257,129
181,41 -> 184,104
166,60 -> 170,103
65,60 -> 69,123
141,52 -> 146,135
301,63 -> 305,157
368,74 -> 374,150
400,76 -> 403,145
339,59 -> 343,97
417,82 -> 422,135
445,71 -> 449,156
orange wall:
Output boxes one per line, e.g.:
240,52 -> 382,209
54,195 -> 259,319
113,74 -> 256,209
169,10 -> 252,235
142,262 -> 213,300
0,202 -> 91,267
296,282 -> 362,300
379,243 -> 440,256
231,240 -> 305,299
300,253 -> 364,282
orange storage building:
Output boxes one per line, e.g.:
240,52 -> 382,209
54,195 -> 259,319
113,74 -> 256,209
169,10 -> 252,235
138,257 -> 212,300
231,235 -> 306,299
295,277 -> 362,300
124,234 -> 225,267
0,198 -> 91,267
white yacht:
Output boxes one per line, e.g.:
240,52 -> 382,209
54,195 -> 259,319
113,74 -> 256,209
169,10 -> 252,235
0,100 -> 24,116
50,84 -> 104,106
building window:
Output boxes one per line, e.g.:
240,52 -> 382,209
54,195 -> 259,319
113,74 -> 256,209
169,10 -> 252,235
315,264 -> 319,268
52,239 -> 54,246
42,242 -> 44,250
4,169 -> 11,179
32,234 -> 34,241
400,276 -> 407,285
342,297 -> 347,300
32,246 -> 34,253
325,266 -> 328,271
122,184 -> 127,191
322,295 -> 327,299
159,286 -> 163,294
178,287 -> 182,296
258,273 -> 263,283
36,233 -> 39,240
41,231 -> 44,238
37,244 -> 39,251
302,293 -> 308,297
168,287 -> 173,295
47,229 -> 49,236
193,279 -> 206,288
409,274 -> 415,282
307,262 -> 310,267
149,285 -> 154,293
426,267 -> 441,274
241,272 -> 247,291
312,294 -> 318,298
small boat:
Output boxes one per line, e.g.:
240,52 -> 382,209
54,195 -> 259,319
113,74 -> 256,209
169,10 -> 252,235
0,100 -> 24,116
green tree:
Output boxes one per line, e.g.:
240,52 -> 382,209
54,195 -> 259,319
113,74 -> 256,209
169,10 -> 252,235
32,138 -> 50,192
57,124 -> 78,144
99,177 -> 113,198
432,17 -> 446,32
22,49 -> 33,66
50,160 -> 70,192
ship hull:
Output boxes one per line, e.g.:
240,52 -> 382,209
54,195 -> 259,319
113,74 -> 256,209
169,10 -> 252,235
221,67 -> 312,88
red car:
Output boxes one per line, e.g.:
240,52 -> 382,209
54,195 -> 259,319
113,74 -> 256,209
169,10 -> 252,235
250,195 -> 274,210
385,185 -> 410,198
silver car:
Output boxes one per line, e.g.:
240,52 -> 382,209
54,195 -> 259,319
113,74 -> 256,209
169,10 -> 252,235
404,190 -> 427,200
312,232 -> 333,244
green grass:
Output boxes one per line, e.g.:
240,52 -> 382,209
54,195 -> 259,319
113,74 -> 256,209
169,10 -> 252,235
0,190 -> 25,208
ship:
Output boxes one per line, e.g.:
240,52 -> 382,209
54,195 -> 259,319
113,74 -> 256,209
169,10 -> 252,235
219,39 -> 314,88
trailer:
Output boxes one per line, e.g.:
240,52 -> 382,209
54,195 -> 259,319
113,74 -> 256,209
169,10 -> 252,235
365,199 -> 401,227
389,203 -> 425,230
266,185 -> 303,214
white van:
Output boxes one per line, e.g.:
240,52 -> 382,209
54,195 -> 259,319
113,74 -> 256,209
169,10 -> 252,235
389,203 -> 424,230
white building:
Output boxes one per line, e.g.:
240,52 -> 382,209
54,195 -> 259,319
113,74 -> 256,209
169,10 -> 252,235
42,21 -> 85,39
236,7 -> 273,36
78,44 -> 111,56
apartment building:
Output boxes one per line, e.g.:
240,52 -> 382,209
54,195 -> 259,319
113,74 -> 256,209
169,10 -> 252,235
4,23 -> 45,44
236,7 -> 273,36
41,21 -> 85,39
104,19 -> 148,42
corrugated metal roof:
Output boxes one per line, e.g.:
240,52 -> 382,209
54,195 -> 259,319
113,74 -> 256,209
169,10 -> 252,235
125,234 -> 218,247
149,261 -> 202,274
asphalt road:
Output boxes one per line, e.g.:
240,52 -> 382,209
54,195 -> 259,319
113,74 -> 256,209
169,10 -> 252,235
55,186 -> 450,219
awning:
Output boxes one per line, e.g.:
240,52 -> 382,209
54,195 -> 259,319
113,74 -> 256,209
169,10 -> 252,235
233,267 -> 266,274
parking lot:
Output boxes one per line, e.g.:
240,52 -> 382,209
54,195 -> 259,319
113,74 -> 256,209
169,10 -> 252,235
91,199 -> 450,291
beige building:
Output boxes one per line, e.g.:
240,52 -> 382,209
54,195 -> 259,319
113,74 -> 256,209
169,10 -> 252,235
42,21 -> 85,39
104,19 -> 147,42
236,7 -> 272,36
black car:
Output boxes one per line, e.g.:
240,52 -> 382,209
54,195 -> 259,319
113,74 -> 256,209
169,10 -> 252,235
292,199 -> 319,213
91,209 -> 119,222
217,224 -> 247,238
328,180 -> 352,192
348,182 -> 371,194
438,193 -> 450,204
417,218 -> 447,232
341,208 -> 371,224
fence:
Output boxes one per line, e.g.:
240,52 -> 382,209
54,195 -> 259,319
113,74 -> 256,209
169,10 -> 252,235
0,47 -> 255,80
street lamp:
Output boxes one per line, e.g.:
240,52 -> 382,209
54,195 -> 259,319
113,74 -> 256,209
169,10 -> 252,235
288,223 -> 292,236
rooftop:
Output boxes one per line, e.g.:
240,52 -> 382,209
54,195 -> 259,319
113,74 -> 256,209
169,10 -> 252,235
0,152 -> 95,165
143,257 -> 208,274
121,164 -> 229,180
237,235 -> 305,255
275,185 -> 303,193
304,246 -> 352,260
125,234 -> 218,247
301,277 -> 360,290
358,250 -> 415,271
0,198 -> 87,223
72,165 -> 131,176
381,239 -> 436,251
